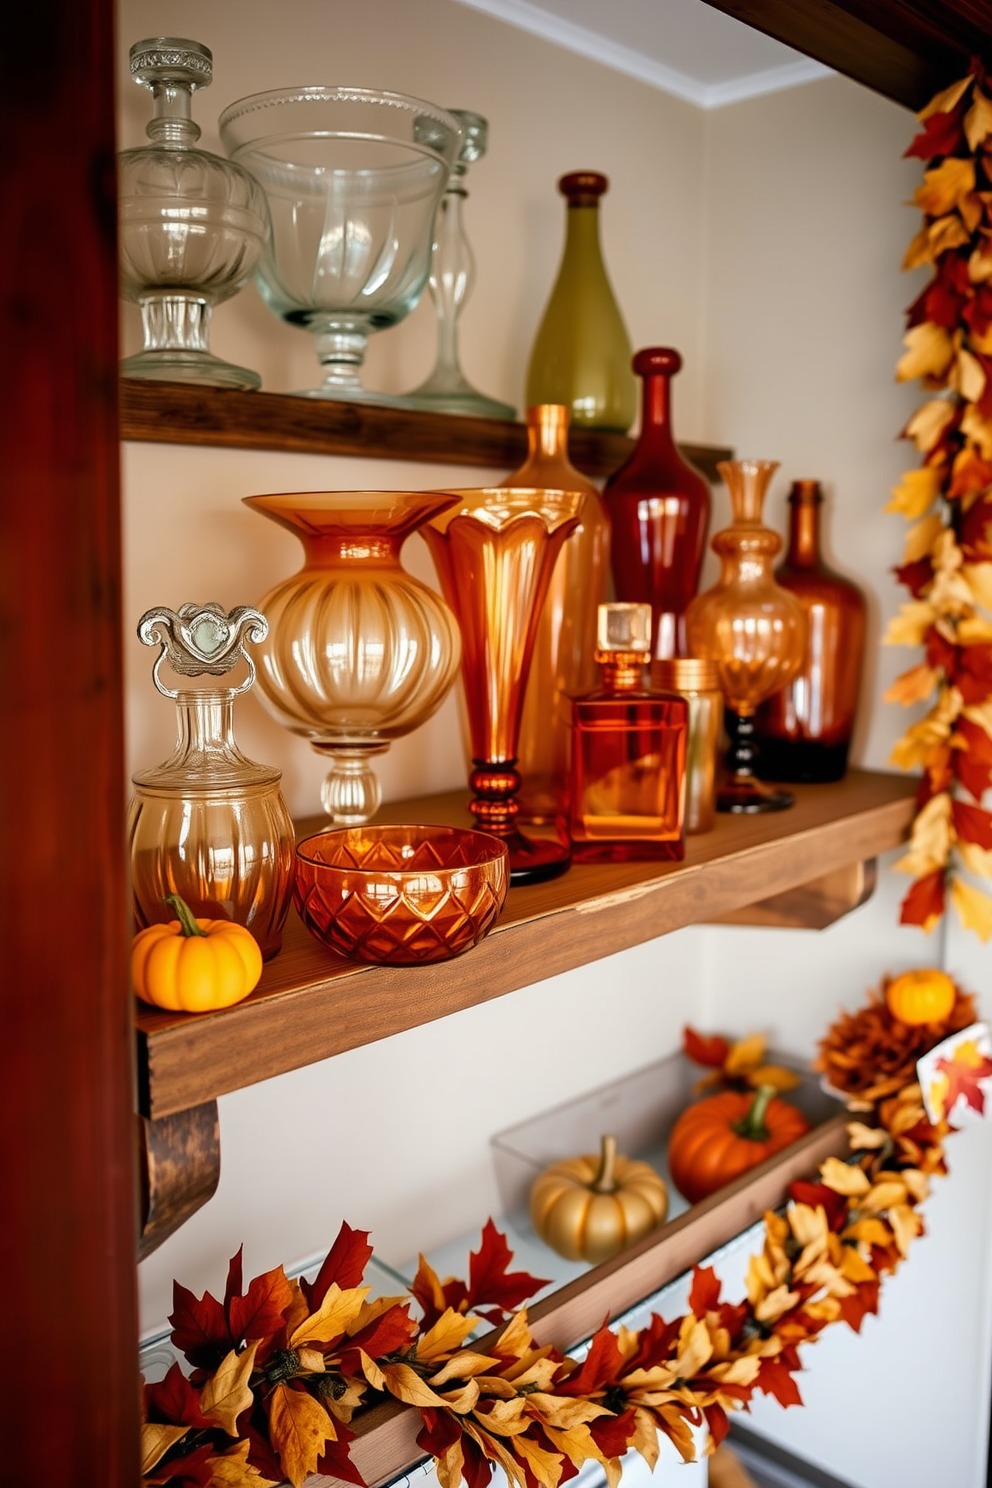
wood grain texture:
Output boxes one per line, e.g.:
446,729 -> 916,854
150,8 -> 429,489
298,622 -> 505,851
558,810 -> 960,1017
700,0 -> 992,110
138,1102 -> 221,1261
118,378 -> 732,483
712,857 -> 877,929
321,1112 -> 853,1488
136,770 -> 915,1118
1,0 -> 140,1478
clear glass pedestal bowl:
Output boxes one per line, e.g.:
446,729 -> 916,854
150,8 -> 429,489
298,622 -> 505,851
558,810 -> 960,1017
219,86 -> 462,403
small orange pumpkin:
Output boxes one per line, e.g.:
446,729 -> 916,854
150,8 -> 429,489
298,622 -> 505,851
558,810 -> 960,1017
131,894 -> 263,1013
885,968 -> 956,1027
530,1135 -> 669,1264
667,1086 -> 810,1205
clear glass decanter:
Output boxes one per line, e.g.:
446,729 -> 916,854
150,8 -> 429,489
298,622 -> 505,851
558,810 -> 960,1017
127,603 -> 297,961
403,110 -> 515,418
118,37 -> 270,389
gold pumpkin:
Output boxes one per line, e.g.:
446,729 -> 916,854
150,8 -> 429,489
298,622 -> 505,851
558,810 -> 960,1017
530,1134 -> 669,1264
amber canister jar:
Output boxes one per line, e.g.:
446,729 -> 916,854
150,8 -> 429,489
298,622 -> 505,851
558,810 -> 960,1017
755,480 -> 866,782
653,657 -> 723,834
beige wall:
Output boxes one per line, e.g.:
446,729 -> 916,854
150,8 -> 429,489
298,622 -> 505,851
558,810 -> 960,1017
120,7 -> 992,1483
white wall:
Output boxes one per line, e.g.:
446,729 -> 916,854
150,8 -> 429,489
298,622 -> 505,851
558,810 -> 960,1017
119,6 -> 992,1485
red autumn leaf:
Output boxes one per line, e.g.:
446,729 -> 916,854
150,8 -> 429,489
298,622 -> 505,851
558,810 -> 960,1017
316,1420 -> 365,1487
955,646 -> 992,705
145,1362 -> 214,1429
244,1423 -> 286,1482
926,628 -> 958,674
959,492 -> 992,558
224,1247 -> 244,1314
683,1026 -> 730,1068
144,1442 -> 215,1487
899,869 -> 946,929
894,557 -> 934,597
788,1180 -> 849,1232
756,1357 -> 804,1408
588,1407 -> 637,1459
952,798 -> 992,848
702,1402 -> 731,1449
228,1264 -> 296,1351
950,449 -> 992,500
302,1222 -> 374,1310
688,1265 -> 722,1317
905,108 -> 968,160
954,718 -> 992,799
907,274 -> 967,329
964,282 -> 992,338
935,1048 -> 992,1113
417,1407 -> 464,1458
462,1433 -> 495,1488
465,1219 -> 550,1317
838,1279 -> 881,1334
339,1301 -> 418,1372
169,1282 -> 233,1371
557,1321 -> 626,1396
618,1310 -> 683,1374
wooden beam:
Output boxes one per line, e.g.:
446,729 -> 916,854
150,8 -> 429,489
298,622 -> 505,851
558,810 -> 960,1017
699,0 -> 992,111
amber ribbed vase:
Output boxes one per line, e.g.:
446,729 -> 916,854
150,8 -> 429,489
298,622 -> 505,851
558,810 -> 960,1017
686,460 -> 806,813
243,491 -> 462,824
424,487 -> 582,883
498,405 -> 608,824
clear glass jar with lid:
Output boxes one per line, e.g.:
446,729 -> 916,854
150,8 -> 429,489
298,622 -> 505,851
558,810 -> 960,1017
127,602 -> 296,961
118,37 -> 270,389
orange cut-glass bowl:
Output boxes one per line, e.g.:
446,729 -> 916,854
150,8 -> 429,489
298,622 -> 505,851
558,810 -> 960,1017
294,824 -> 509,964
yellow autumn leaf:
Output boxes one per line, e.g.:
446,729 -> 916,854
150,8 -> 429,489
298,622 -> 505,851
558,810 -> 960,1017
884,600 -> 937,648
513,1431 -> 567,1488
903,225 -> 934,271
966,89 -> 992,150
428,1350 -> 501,1387
920,72 -> 974,120
820,1156 -> 870,1196
916,158 -> 976,217
788,1202 -> 830,1252
862,1180 -> 910,1212
410,1254 -> 447,1317
206,1440 -> 281,1487
754,1284 -> 801,1324
416,1306 -> 479,1363
904,399 -> 958,454
747,1063 -> 801,1092
379,1361 -> 450,1408
435,1438 -> 466,1488
838,1247 -> 878,1286
889,1204 -> 924,1257
844,1217 -> 893,1247
296,1348 -> 325,1373
964,562 -> 992,610
493,1308 -> 535,1363
956,345 -> 988,402
541,1421 -> 603,1470
200,1341 -> 260,1437
708,1355 -> 762,1388
887,466 -> 942,518
962,401 -> 992,456
958,613 -> 992,642
951,877 -> 992,941
141,1423 -> 189,1474
959,839 -> 992,878
267,1384 -> 336,1488
896,322 -> 955,383
846,1121 -> 887,1149
674,1317 -> 715,1380
884,662 -> 939,705
289,1284 -> 369,1348
890,727 -> 942,773
438,1379 -> 482,1414
723,1031 -> 767,1076
902,1169 -> 931,1203
930,214 -> 973,259
904,512 -> 946,564
324,1377 -> 366,1424
346,1293 -> 410,1335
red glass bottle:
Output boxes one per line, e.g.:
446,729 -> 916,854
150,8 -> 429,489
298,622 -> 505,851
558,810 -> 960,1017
603,348 -> 710,660
755,480 -> 866,782
568,603 -> 687,862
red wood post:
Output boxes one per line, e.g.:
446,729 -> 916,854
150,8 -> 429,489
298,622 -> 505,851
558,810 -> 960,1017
0,0 -> 140,1481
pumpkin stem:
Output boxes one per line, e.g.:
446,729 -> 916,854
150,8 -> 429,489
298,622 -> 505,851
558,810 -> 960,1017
164,893 -> 208,938
591,1134 -> 619,1193
732,1084 -> 776,1143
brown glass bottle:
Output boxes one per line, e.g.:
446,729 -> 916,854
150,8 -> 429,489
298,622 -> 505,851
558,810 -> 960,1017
603,348 -> 711,660
568,604 -> 687,862
498,404 -> 609,824
755,480 -> 866,782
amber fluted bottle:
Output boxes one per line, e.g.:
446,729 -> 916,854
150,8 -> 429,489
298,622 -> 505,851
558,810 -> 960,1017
498,404 -> 609,823
603,348 -> 710,660
525,172 -> 635,433
755,480 -> 866,782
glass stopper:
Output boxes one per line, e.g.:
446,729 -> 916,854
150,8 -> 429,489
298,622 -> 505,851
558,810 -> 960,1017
137,601 -> 268,698
597,603 -> 652,656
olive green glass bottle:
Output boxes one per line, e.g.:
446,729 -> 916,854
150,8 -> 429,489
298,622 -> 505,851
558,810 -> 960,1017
525,171 -> 636,433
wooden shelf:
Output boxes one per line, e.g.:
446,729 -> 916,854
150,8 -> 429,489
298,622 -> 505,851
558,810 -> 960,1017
118,378 -> 732,482
701,0 -> 992,111
135,769 -> 916,1121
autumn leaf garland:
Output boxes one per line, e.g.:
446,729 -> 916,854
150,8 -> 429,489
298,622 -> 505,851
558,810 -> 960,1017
889,64 -> 992,940
144,999 -> 964,1488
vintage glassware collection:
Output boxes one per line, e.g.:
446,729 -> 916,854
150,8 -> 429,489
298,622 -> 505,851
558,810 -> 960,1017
122,42 -> 866,978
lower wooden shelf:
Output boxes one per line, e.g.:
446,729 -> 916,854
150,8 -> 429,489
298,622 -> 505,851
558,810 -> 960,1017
135,769 -> 916,1121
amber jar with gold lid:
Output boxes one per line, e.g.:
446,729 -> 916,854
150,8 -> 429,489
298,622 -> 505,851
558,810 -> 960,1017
653,657 -> 723,834
755,480 -> 866,783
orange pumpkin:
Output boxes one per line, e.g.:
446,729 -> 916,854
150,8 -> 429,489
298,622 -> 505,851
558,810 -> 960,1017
885,968 -> 956,1027
667,1086 -> 811,1205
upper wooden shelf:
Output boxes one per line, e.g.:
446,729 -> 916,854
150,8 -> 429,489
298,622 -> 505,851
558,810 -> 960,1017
701,0 -> 992,111
135,769 -> 916,1121
118,378 -> 732,483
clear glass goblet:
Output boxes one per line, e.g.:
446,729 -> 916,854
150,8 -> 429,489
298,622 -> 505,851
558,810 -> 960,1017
219,87 -> 462,403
